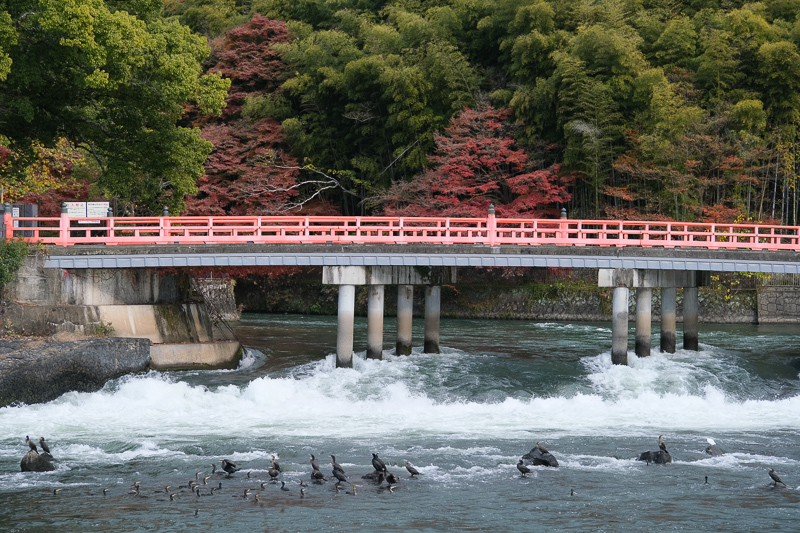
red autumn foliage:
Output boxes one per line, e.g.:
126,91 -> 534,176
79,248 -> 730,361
380,105 -> 572,218
184,15 -> 313,215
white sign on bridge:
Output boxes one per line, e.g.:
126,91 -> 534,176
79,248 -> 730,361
65,202 -> 110,224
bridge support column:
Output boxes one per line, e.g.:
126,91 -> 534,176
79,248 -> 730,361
424,285 -> 441,354
366,285 -> 385,359
336,284 -> 356,368
661,287 -> 677,353
612,286 -> 629,365
683,284 -> 699,351
635,288 -> 652,357
396,285 -> 414,355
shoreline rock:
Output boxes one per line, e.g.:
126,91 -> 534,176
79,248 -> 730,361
0,337 -> 151,407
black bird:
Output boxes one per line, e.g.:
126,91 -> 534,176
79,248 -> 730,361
658,435 -> 668,453
39,437 -> 51,454
311,469 -> 326,481
330,455 -> 344,473
219,459 -> 239,475
271,455 -> 282,472
209,463 -> 217,474
332,467 -> 348,485
268,467 -> 280,481
345,485 -> 357,496
405,461 -> 421,477
517,459 -> 531,477
25,436 -> 37,453
536,442 -> 549,454
53,488 -> 61,495
280,481 -> 291,492
384,471 -> 399,485
704,476 -> 709,485
300,487 -> 307,498
769,468 -> 787,487
372,453 -> 387,473
310,454 -> 320,471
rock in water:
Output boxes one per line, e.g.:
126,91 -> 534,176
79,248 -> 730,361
704,445 -> 725,456
522,447 -> 559,467
20,451 -> 56,472
637,450 -> 672,464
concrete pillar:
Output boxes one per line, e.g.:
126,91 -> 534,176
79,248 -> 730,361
611,286 -> 629,365
423,285 -> 441,353
396,285 -> 413,355
635,287 -> 652,357
683,285 -> 699,351
336,285 -> 356,368
366,285 -> 384,359
661,287 -> 677,353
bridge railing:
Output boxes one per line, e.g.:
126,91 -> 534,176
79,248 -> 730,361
3,211 -> 800,250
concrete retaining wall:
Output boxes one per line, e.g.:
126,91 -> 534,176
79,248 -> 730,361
758,287 -> 800,323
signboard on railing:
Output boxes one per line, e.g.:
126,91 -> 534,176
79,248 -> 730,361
65,202 -> 110,224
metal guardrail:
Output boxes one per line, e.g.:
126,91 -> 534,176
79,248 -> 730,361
3,211 -> 800,251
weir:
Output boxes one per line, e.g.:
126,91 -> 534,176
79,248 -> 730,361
321,266 -> 457,367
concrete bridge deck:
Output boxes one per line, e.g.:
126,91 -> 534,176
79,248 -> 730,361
42,243 -> 800,273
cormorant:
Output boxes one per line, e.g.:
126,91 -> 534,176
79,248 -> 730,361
384,471 -> 399,485
300,487 -> 307,498
332,467 -> 348,485
310,454 -> 320,471
280,481 -> 290,492
25,436 -> 37,453
268,467 -> 280,481
53,488 -> 61,495
311,469 -> 326,481
658,435 -> 668,453
517,459 -> 531,477
330,455 -> 344,473
261,482 -> 268,489
39,437 -> 51,454
346,485 -> 357,496
169,493 -> 177,501
102,488 -> 108,496
769,468 -> 787,487
241,489 -> 251,499
405,461 -> 421,477
219,459 -> 239,475
195,472 -> 203,480
271,455 -> 282,472
372,453 -> 387,473
536,442 -> 549,454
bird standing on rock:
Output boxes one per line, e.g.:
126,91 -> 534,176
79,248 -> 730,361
310,454 -> 320,472
658,435 -> 668,453
271,455 -> 282,472
405,461 -> 421,478
372,453 -> 387,473
330,455 -> 344,473
25,436 -> 37,453
517,460 -> 531,477
769,468 -> 787,487
39,437 -> 51,454
219,459 -> 239,475
536,442 -> 549,454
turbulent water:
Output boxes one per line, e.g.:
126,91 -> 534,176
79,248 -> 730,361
1,314 -> 799,532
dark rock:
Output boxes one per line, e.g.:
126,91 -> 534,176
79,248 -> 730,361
522,447 -> 559,467
637,450 -> 672,464
20,451 -> 56,472
0,337 -> 151,407
704,445 -> 725,456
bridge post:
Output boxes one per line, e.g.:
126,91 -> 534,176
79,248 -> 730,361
336,284 -> 356,368
661,286 -> 677,353
2,203 -> 11,239
396,284 -> 414,355
59,202 -> 70,246
611,286 -> 629,365
683,284 -> 699,351
366,284 -> 384,359
424,285 -> 441,353
635,287 -> 652,357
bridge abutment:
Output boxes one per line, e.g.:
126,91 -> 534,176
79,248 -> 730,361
322,266 -> 456,365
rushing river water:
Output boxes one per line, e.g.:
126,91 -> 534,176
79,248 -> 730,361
1,314 -> 799,532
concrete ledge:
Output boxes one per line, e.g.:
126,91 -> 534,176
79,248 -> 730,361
323,266 -> 457,285
149,341 -> 241,370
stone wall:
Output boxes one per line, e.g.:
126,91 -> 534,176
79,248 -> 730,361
758,287 -> 800,323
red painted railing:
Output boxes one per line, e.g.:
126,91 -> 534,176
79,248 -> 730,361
3,212 -> 800,250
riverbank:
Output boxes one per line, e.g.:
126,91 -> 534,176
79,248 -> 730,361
233,267 -> 777,323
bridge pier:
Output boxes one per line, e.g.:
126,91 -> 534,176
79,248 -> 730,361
336,285 -> 356,367
600,269 -> 706,364
322,266 -> 457,362
366,285 -> 385,359
424,285 -> 441,353
661,287 -> 677,353
396,285 -> 414,356
635,288 -> 652,357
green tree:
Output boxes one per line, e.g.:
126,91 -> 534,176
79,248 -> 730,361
0,1 -> 230,213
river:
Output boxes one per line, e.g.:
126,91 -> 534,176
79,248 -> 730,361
1,314 -> 799,532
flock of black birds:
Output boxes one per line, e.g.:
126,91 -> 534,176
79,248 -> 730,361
21,434 -> 792,503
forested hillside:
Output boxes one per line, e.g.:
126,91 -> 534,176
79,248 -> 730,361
2,0 -> 800,224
